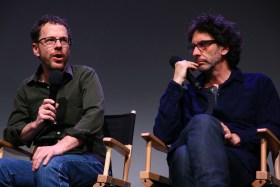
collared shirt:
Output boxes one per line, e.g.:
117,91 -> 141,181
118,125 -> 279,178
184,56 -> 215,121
153,67 -> 280,171
204,86 -> 218,114
4,64 -> 106,162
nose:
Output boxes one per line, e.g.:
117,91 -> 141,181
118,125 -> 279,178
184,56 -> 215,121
54,39 -> 62,47
192,46 -> 201,56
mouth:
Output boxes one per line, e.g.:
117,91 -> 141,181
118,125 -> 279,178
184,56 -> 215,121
52,54 -> 64,61
196,59 -> 206,66
196,61 -> 204,66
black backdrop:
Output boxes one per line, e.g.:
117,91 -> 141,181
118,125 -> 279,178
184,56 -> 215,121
1,1 -> 279,186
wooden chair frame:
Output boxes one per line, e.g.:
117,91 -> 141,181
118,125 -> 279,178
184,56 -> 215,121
0,111 -> 136,187
140,128 -> 280,187
139,133 -> 171,187
94,110 -> 136,187
0,139 -> 33,159
252,128 -> 280,187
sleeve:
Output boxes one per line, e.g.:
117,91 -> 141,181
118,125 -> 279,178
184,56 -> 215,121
153,80 -> 186,145
4,82 -> 33,147
232,75 -> 280,145
65,67 -> 104,141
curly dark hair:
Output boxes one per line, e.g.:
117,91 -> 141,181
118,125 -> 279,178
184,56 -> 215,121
30,15 -> 72,45
187,12 -> 242,68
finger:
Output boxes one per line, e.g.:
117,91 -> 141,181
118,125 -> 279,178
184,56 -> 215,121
220,123 -> 230,134
39,112 -> 55,122
188,64 -> 198,71
224,133 -> 232,140
40,105 -> 57,121
44,103 -> 56,112
32,150 -> 43,171
32,157 -> 44,171
43,153 -> 53,166
176,60 -> 192,67
32,159 -> 38,171
42,115 -> 55,122
32,162 -> 36,171
38,104 -> 55,115
42,98 -> 55,105
189,61 -> 199,67
224,129 -> 230,135
32,147 -> 42,159
220,122 -> 226,128
231,134 -> 240,146
44,109 -> 56,118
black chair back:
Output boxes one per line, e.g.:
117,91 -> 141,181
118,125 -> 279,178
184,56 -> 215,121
103,112 -> 136,145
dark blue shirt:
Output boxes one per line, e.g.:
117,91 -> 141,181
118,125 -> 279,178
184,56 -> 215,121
154,67 -> 280,171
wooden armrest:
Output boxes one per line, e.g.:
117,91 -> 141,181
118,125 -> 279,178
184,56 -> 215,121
257,128 -> 280,157
257,128 -> 280,181
140,133 -> 171,186
0,139 -> 33,157
141,133 -> 169,153
103,137 -> 130,157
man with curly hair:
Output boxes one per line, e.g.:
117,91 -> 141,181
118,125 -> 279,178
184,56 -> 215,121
153,12 -> 280,186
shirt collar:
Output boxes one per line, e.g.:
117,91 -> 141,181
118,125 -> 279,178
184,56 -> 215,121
26,64 -> 73,86
221,67 -> 244,85
197,67 -> 244,87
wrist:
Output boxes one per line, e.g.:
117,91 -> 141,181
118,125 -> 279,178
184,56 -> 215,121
173,78 -> 185,85
31,120 -> 44,130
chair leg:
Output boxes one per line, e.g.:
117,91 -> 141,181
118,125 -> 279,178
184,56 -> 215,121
141,179 -> 172,187
141,178 -> 154,187
251,179 -> 270,187
93,182 -> 106,187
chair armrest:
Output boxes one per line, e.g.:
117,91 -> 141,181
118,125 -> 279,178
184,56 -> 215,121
140,133 -> 171,186
0,139 -> 33,158
103,137 -> 130,157
141,133 -> 169,153
257,128 -> 280,158
257,128 -> 280,180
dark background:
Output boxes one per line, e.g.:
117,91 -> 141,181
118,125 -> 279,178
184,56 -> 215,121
1,1 -> 279,186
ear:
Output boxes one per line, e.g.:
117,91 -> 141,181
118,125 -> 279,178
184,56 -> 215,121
221,46 -> 229,56
32,43 -> 40,57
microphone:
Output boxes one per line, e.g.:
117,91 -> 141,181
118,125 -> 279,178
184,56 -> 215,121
169,55 -> 202,90
49,70 -> 63,102
47,70 -> 63,125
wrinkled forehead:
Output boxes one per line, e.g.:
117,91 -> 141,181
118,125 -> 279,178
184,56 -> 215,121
191,31 -> 214,43
39,23 -> 69,38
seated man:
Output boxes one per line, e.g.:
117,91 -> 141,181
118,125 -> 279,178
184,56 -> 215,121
153,12 -> 280,187
0,15 -> 106,186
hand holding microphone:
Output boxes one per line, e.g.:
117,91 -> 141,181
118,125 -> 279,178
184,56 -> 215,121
169,56 -> 202,90
37,99 -> 58,126
31,70 -> 63,141
42,70 -> 63,126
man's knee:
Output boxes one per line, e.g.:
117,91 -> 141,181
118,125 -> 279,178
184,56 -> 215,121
191,114 -> 217,124
189,114 -> 221,131
36,156 -> 65,177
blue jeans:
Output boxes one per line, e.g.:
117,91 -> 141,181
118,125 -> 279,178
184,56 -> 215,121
0,154 -> 104,187
167,114 -> 254,187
